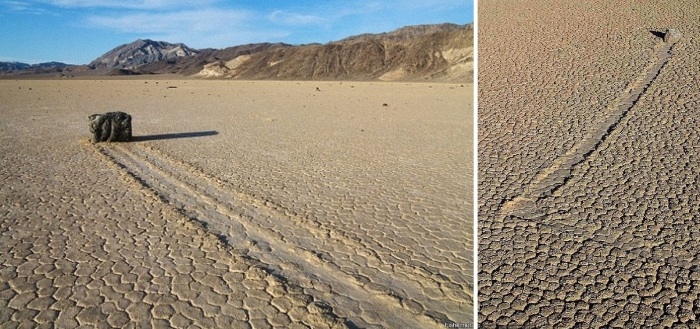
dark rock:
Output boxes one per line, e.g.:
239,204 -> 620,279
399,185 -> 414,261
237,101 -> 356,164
664,28 -> 681,44
88,112 -> 132,143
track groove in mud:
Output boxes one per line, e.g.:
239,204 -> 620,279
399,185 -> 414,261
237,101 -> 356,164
479,2 -> 700,327
95,143 -> 450,328
140,144 -> 473,310
500,40 -> 678,220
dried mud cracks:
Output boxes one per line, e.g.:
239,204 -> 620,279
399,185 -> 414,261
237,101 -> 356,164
1,80 -> 471,328
479,9 -> 700,327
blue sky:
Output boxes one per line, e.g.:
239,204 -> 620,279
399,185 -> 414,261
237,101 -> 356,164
0,0 -> 473,65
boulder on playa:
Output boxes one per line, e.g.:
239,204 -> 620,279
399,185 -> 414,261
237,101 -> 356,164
88,111 -> 132,143
664,28 -> 681,44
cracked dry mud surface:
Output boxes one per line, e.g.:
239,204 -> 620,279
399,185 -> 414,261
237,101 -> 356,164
1,78 -> 472,328
480,1 -> 699,328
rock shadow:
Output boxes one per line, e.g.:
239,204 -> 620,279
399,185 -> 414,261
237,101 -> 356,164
132,130 -> 218,142
650,30 -> 666,39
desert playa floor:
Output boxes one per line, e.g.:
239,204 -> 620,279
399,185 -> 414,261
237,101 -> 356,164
479,0 -> 699,328
0,78 -> 472,328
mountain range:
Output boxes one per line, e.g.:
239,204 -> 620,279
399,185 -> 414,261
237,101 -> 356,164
0,61 -> 71,71
1,23 -> 473,82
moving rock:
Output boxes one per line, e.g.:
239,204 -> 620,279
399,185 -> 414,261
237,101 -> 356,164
664,28 -> 681,43
88,111 -> 132,143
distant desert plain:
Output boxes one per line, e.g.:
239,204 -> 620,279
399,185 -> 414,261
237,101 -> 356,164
0,76 -> 473,328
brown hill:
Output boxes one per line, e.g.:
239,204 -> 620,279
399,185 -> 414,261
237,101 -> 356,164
138,43 -> 291,76
194,23 -> 473,82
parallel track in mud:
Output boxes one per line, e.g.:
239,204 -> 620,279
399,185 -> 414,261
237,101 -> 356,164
94,142 -> 462,328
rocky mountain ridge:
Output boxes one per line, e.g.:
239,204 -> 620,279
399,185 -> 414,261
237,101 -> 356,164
0,61 -> 71,71
193,23 -> 473,82
88,39 -> 198,69
2,23 -> 473,82
338,23 -> 467,43
137,43 -> 292,76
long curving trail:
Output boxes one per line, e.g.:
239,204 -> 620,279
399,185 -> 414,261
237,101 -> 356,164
479,1 -> 700,327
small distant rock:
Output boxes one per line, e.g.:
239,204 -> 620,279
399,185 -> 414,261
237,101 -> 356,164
664,28 -> 681,44
383,103 -> 388,107
88,111 -> 132,143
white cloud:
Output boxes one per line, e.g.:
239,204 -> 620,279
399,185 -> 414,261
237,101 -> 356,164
3,0 -> 28,9
401,0 -> 472,11
2,0 -> 53,14
333,1 -> 384,17
86,9 -> 289,48
88,9 -> 250,33
268,10 -> 326,26
38,0 -> 215,10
